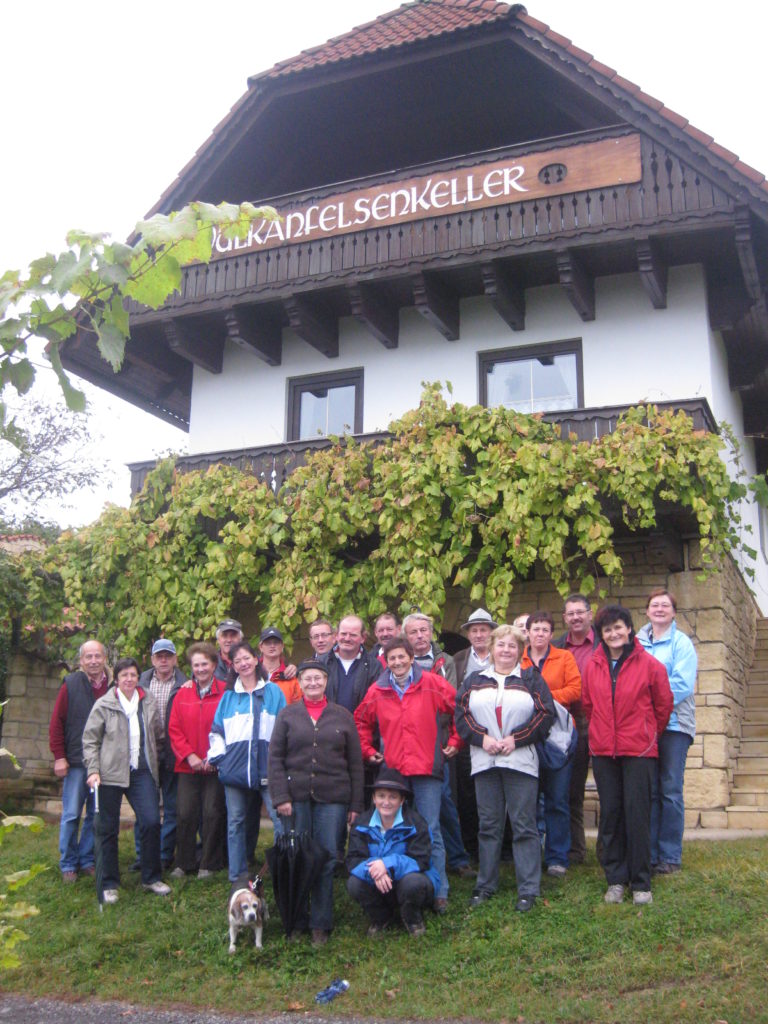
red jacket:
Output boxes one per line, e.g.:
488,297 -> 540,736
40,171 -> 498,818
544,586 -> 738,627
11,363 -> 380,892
582,639 -> 673,758
354,665 -> 461,780
168,678 -> 227,773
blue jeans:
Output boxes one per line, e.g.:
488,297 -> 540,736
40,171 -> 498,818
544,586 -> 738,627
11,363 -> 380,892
134,763 -> 177,865
440,762 -> 470,868
98,768 -> 162,887
409,775 -> 447,899
59,765 -> 94,873
224,784 -> 276,882
291,800 -> 347,931
651,730 -> 692,866
539,759 -> 574,868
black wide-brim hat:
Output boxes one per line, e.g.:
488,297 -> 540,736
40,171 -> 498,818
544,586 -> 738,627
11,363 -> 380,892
372,767 -> 412,797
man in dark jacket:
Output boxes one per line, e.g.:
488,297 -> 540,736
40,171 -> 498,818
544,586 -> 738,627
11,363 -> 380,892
135,639 -> 186,869
553,594 -> 599,864
49,639 -> 110,881
321,615 -> 380,712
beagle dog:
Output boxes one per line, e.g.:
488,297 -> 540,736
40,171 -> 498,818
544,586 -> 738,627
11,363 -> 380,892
228,875 -> 268,953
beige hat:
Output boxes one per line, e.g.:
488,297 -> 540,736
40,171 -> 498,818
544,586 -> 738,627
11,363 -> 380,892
460,608 -> 498,631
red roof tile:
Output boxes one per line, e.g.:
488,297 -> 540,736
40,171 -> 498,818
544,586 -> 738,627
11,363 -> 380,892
251,0 -> 517,82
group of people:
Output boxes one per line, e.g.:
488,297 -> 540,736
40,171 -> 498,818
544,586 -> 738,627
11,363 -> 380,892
49,590 -> 697,937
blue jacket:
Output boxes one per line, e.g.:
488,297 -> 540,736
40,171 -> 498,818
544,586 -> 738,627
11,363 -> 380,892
637,621 -> 697,737
207,679 -> 286,789
346,804 -> 440,896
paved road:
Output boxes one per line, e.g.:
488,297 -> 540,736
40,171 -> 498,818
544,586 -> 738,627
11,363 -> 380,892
0,994 -> 434,1024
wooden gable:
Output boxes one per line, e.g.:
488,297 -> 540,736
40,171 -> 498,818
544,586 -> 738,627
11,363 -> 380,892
61,1 -> 768,456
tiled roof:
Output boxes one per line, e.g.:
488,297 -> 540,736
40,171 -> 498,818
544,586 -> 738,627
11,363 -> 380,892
251,0 -> 517,81
514,9 -> 768,195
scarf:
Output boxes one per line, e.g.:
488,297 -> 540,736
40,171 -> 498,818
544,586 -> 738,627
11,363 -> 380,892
117,688 -> 141,770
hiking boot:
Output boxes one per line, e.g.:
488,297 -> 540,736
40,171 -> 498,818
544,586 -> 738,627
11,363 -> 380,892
433,897 -> 448,915
62,871 -> 77,883
450,864 -> 477,879
652,862 -> 680,876
143,880 -> 171,896
405,919 -> 426,937
311,928 -> 329,947
81,866 -> 95,877
633,890 -> 653,906
515,895 -> 536,912
604,884 -> 625,904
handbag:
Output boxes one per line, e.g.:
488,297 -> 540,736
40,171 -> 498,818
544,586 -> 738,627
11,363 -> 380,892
536,699 -> 578,771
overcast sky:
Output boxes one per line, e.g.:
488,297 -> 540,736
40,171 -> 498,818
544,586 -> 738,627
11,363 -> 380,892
2,0 -> 766,525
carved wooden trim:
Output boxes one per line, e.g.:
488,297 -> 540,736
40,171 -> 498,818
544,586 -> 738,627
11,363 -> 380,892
224,307 -> 282,366
348,283 -> 399,348
556,250 -> 595,322
636,236 -> 668,309
482,260 -> 525,331
412,271 -> 460,340
284,295 -> 339,357
734,206 -> 764,304
163,319 -> 224,374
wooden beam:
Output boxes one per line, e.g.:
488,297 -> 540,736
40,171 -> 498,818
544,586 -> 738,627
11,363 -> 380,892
125,330 -> 188,383
224,306 -> 282,365
556,250 -> 595,322
482,261 -> 525,331
284,295 -> 338,357
636,236 -> 668,309
412,272 -> 460,341
163,319 -> 224,374
348,283 -> 399,348
734,206 -> 764,303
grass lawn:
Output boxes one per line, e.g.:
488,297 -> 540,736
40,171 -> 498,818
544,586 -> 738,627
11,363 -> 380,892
1,822 -> 766,1024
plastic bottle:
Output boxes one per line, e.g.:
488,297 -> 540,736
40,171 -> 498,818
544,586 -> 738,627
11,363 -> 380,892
314,979 -> 350,1004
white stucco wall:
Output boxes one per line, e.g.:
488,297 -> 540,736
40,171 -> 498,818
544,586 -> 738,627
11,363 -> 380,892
188,264 -> 717,447
186,262 -> 767,607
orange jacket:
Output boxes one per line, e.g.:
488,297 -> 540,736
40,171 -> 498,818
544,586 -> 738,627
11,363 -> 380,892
520,644 -> 581,707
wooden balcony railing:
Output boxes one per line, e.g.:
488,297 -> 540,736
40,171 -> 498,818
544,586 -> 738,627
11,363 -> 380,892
128,398 -> 716,498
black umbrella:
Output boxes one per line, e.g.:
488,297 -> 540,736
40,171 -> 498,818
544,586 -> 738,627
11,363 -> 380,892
92,781 -> 104,912
265,829 -> 332,936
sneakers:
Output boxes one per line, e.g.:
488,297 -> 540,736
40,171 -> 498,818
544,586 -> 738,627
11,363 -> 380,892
102,889 -> 119,904
143,880 -> 171,896
633,890 -> 653,906
515,895 -> 536,913
169,867 -> 186,879
62,871 -> 78,883
604,884 -> 626,904
469,890 -> 493,908
197,868 -> 213,879
652,862 -> 680,876
546,864 -> 567,878
311,928 -> 329,947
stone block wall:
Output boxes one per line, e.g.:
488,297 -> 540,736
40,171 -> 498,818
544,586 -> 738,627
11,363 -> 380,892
2,653 -> 65,778
1,530 -> 761,829
445,532 -> 759,830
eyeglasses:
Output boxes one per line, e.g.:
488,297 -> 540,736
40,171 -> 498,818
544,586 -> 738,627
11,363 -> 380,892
311,632 -> 333,639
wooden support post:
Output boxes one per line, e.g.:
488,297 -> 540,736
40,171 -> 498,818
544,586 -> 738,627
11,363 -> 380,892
348,283 -> 399,348
224,307 -> 282,365
636,236 -> 668,309
482,261 -> 525,331
412,272 -> 460,340
556,250 -> 595,322
163,319 -> 224,374
284,295 -> 339,357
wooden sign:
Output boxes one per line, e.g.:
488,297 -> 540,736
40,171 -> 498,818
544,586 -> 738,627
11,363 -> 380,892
212,134 -> 642,256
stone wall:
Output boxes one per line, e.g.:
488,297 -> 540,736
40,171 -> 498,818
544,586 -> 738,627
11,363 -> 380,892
1,530 -> 761,829
1,653 -> 65,778
446,532 -> 759,830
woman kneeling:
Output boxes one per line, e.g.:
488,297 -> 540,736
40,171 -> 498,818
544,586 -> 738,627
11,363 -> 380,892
346,769 -> 439,937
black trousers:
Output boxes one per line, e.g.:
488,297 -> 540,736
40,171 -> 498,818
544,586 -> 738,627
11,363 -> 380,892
592,755 -> 654,892
568,716 -> 590,862
456,744 -> 479,861
175,772 -> 226,872
347,872 -> 433,926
